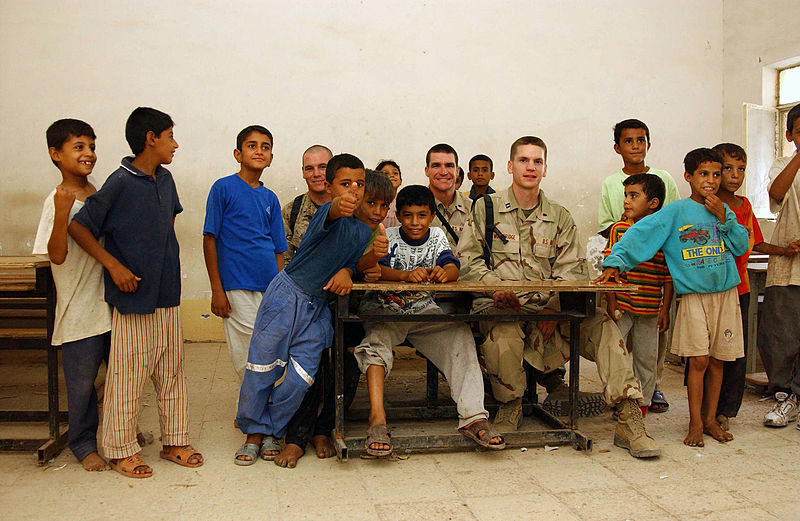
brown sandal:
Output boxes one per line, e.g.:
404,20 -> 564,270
109,453 -> 153,479
160,445 -> 204,468
365,424 -> 392,457
459,419 -> 506,450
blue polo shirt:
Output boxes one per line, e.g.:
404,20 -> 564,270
73,157 -> 183,314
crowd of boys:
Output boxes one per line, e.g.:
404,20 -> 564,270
32,105 -> 800,478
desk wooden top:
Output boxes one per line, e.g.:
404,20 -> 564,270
351,280 -> 637,293
0,256 -> 50,270
747,262 -> 768,273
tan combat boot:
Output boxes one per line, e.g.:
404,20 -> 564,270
494,397 -> 523,432
613,398 -> 661,458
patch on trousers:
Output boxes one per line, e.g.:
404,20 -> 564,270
290,356 -> 314,386
495,375 -> 516,392
246,359 -> 287,373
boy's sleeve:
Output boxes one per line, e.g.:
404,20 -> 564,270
171,173 -> 183,217
32,194 -> 55,255
603,211 -> 671,272
455,197 -> 502,283
766,156 -> 791,213
72,173 -> 122,238
202,182 -> 222,237
602,223 -> 619,257
751,209 -> 764,246
597,180 -> 616,232
718,205 -> 749,256
664,174 -> 681,205
432,230 -> 460,269
270,194 -> 288,253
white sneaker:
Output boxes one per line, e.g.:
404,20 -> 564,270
763,392 -> 798,427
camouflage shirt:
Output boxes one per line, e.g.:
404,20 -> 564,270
281,192 -> 320,265
456,187 -> 587,314
432,189 -> 471,250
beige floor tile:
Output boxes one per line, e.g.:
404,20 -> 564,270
560,487 -> 678,521
375,500 -> 478,521
465,493 -> 582,521
637,478 -> 750,516
357,456 -> 461,503
682,506 -> 780,521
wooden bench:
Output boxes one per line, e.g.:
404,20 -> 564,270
0,256 -> 68,464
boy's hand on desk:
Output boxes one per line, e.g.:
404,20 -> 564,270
373,224 -> 389,258
492,291 -> 521,311
210,289 -> 231,318
362,264 -> 381,282
332,193 -> 359,217
53,185 -> 76,215
407,267 -> 430,283
323,268 -> 353,295
704,193 -> 726,223
592,267 -> 620,284
429,266 -> 449,283
109,263 -> 141,293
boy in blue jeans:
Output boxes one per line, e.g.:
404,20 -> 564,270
597,148 -> 749,447
33,118 -> 111,472
234,153 -> 372,464
203,125 -> 287,386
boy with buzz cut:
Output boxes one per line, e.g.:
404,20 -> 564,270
467,154 -> 496,200
711,143 -> 799,431
69,107 -> 202,478
604,174 -> 673,414
33,119 -> 111,472
598,118 -> 681,414
234,153 -> 372,465
355,185 -> 505,456
597,148 -> 749,447
759,103 -> 800,429
203,125 -> 287,387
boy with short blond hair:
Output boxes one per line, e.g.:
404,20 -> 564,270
758,103 -> 800,429
33,118 -> 111,472
604,173 -> 673,413
598,148 -> 749,447
203,125 -> 287,384
69,107 -> 202,478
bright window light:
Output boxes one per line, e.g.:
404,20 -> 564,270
778,65 -> 800,105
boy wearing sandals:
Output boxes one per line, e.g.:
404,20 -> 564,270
354,185 -> 505,455
69,107 -> 202,478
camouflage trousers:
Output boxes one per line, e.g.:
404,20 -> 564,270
478,308 -> 643,406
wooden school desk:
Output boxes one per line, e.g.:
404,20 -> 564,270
332,280 -> 634,461
0,256 -> 67,464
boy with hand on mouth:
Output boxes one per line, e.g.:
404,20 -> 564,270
597,148 -> 749,447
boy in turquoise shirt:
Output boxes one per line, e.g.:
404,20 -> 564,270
596,148 -> 749,448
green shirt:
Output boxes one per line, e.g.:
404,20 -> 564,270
597,167 -> 680,233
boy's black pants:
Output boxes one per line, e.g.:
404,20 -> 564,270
717,293 -> 749,418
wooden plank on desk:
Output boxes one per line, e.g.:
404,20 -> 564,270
0,256 -> 50,269
352,280 -> 637,292
0,327 -> 47,339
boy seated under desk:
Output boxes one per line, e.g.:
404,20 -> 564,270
354,185 -> 505,456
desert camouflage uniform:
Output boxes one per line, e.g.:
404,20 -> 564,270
456,187 -> 643,405
432,190 -> 471,250
281,192 -> 320,265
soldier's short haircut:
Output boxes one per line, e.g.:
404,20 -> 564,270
510,136 -> 547,161
623,173 -> 666,211
426,143 -> 458,167
395,185 -> 436,213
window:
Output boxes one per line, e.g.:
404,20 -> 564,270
778,64 -> 800,157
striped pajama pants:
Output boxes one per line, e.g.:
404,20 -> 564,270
101,306 -> 189,459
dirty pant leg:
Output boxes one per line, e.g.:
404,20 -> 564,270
411,321 -> 488,429
616,313 -> 658,406
354,320 -> 414,376
236,272 -> 332,437
61,332 -> 110,461
579,311 -> 643,406
479,321 -> 526,403
223,290 -> 264,382
147,307 -> 189,447
718,294 -> 749,417
757,285 -> 800,395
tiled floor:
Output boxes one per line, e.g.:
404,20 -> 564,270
1,343 -> 797,520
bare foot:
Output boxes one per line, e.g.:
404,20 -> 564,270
233,418 -> 239,429
274,443 -> 304,468
80,452 -> 109,471
312,435 -> 335,459
704,421 -> 734,442
683,423 -> 705,447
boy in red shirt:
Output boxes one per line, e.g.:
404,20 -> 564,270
711,143 -> 799,430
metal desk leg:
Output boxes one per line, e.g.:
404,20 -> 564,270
568,318 -> 581,430
333,295 -> 349,461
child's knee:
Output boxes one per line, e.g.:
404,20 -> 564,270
689,355 -> 710,372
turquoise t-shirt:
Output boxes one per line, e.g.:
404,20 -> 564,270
603,199 -> 749,295
598,168 -> 680,233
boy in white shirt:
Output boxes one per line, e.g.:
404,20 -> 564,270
33,119 -> 112,471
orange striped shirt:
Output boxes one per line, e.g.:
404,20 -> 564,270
604,220 -> 671,316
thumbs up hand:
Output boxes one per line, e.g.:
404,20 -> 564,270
373,223 -> 389,258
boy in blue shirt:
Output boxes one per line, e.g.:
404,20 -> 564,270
70,107 -> 202,478
596,148 -> 749,447
234,153 -> 372,465
203,125 -> 287,388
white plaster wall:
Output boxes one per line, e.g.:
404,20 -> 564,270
1,0 -> 724,300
